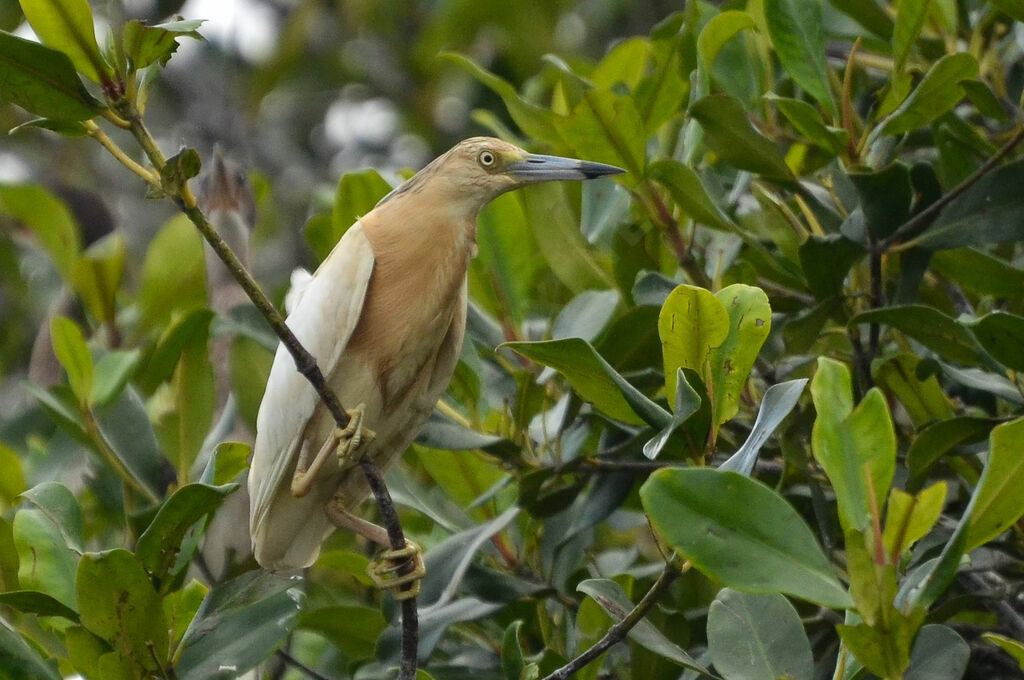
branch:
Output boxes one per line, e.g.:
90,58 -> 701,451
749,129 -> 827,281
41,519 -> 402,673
882,125 -> 1024,250
541,564 -> 682,680
95,98 -> 419,679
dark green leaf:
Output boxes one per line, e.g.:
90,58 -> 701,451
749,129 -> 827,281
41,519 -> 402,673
697,10 -> 756,76
967,312 -> 1024,371
648,160 -> 734,230
850,305 -> 983,366
0,625 -> 61,680
768,94 -> 848,154
906,416 -> 995,491
763,0 -> 836,117
13,507 -> 77,608
137,215 -> 205,331
310,168 -> 394,261
556,89 -> 646,180
136,483 -> 237,586
177,571 -> 303,680
690,94 -> 794,180
798,233 -> 864,299
89,349 -> 139,407
848,162 -> 912,239
122,18 -> 203,70
641,468 -> 851,608
19,481 -> 83,552
93,386 -> 170,499
930,248 -> 1024,298
0,30 -> 100,120
298,605 -> 385,659
0,590 -> 79,621
961,79 -> 1009,121
501,620 -> 527,680
891,0 -> 931,72
707,588 -> 813,680
8,117 -> 88,135
160,147 -> 202,190
905,625 -> 969,680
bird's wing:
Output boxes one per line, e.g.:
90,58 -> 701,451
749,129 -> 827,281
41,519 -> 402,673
249,223 -> 375,541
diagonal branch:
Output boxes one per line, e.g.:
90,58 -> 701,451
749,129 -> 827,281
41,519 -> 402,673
96,98 -> 420,680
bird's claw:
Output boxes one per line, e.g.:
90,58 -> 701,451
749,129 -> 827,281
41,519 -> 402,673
366,539 -> 424,601
291,404 -> 375,497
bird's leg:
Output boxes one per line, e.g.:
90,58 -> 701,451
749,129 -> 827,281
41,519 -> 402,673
325,497 -> 425,601
291,404 -> 375,498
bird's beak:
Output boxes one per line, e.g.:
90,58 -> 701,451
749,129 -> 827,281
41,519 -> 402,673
506,154 -> 625,183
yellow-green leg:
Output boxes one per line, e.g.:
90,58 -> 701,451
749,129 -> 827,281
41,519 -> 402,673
291,404 -> 374,498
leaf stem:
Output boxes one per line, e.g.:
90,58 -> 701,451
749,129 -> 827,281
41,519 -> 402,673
540,563 -> 684,680
84,121 -> 159,191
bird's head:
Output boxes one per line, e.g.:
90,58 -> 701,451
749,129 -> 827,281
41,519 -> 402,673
384,137 -> 624,215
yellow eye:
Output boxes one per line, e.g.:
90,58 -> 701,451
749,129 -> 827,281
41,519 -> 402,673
478,150 -> 496,167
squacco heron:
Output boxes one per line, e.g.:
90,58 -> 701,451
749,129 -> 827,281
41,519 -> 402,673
248,137 -> 622,598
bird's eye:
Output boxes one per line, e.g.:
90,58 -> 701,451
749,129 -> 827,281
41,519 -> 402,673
478,150 -> 496,168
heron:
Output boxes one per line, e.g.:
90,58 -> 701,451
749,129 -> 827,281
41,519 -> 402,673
248,137 -> 623,598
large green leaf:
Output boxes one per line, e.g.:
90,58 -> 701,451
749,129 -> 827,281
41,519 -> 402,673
965,417 -> 1024,550
176,571 -> 302,680
0,30 -> 100,121
13,506 -> 78,609
77,549 -> 168,675
810,358 -> 896,532
640,468 -> 851,608
658,284 -> 729,404
707,588 -> 813,680
882,53 -> 979,135
710,284 -> 771,425
689,94 -> 794,180
763,0 -> 836,117
557,89 -> 646,181
504,338 -> 669,428
19,0 -> 109,82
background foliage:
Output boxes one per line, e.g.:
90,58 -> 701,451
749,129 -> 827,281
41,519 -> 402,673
2,1 -> 1024,679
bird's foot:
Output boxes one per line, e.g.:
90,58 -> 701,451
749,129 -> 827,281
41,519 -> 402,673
291,404 -> 375,497
367,540 -> 425,601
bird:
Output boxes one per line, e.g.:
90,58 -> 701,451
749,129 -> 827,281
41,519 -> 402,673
248,137 -> 623,598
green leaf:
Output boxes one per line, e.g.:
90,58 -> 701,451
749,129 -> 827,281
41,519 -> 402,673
849,305 -> 983,366
707,588 -> 813,680
298,604 -> 386,659
697,10 -> 756,77
640,468 -> 852,608
71,231 -> 126,325
658,284 -> 729,404
89,349 -> 139,407
872,353 -> 953,428
830,0 -> 893,38
930,248 -> 1024,298
177,571 -> 302,680
517,182 -> 614,293
122,18 -> 203,70
798,233 -> 864,299
982,633 -> 1024,670
49,315 -> 92,404
881,53 -> 979,135
0,443 -> 26,505
93,386 -> 169,500
591,37 -> 647,91
0,517 -> 18,593
881,483 -> 946,558
163,579 -> 207,653
721,378 -> 807,476
848,162 -> 913,239
206,441 -> 251,486
810,358 -> 896,532
837,612 -> 918,678
19,481 -> 83,552
768,94 -> 848,155
905,624 -> 970,680
304,168 -> 393,261
0,30 -> 100,121
442,52 -> 561,144
643,369 -> 701,460
138,308 -> 214,393
557,89 -> 646,181
504,338 -> 669,428
577,578 -> 709,673
76,549 -> 168,675
763,0 -> 836,117
966,312 -> 1024,371
501,620 -> 527,680
13,508 -> 77,608
8,116 -> 88,135
689,94 -> 794,180
0,590 -> 79,621
989,0 -> 1024,21
965,417 -> 1024,550
648,160 -> 734,230
63,626 -> 108,680
0,624 -> 61,680
0,183 -> 81,280
710,284 -> 771,425
891,0 -> 931,72
961,79 -> 1009,121
136,483 -> 237,587
472,191 -> 543,324
160,147 -> 202,191
906,416 -> 995,491
19,0 -> 109,82
137,215 -> 205,330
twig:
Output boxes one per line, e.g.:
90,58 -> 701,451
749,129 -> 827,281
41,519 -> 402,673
96,98 -> 419,679
882,125 -> 1024,250
276,650 -> 335,680
540,564 -> 682,680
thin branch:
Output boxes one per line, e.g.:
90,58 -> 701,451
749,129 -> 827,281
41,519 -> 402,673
276,650 -> 335,680
94,98 -> 419,679
882,125 -> 1024,250
540,564 -> 682,680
